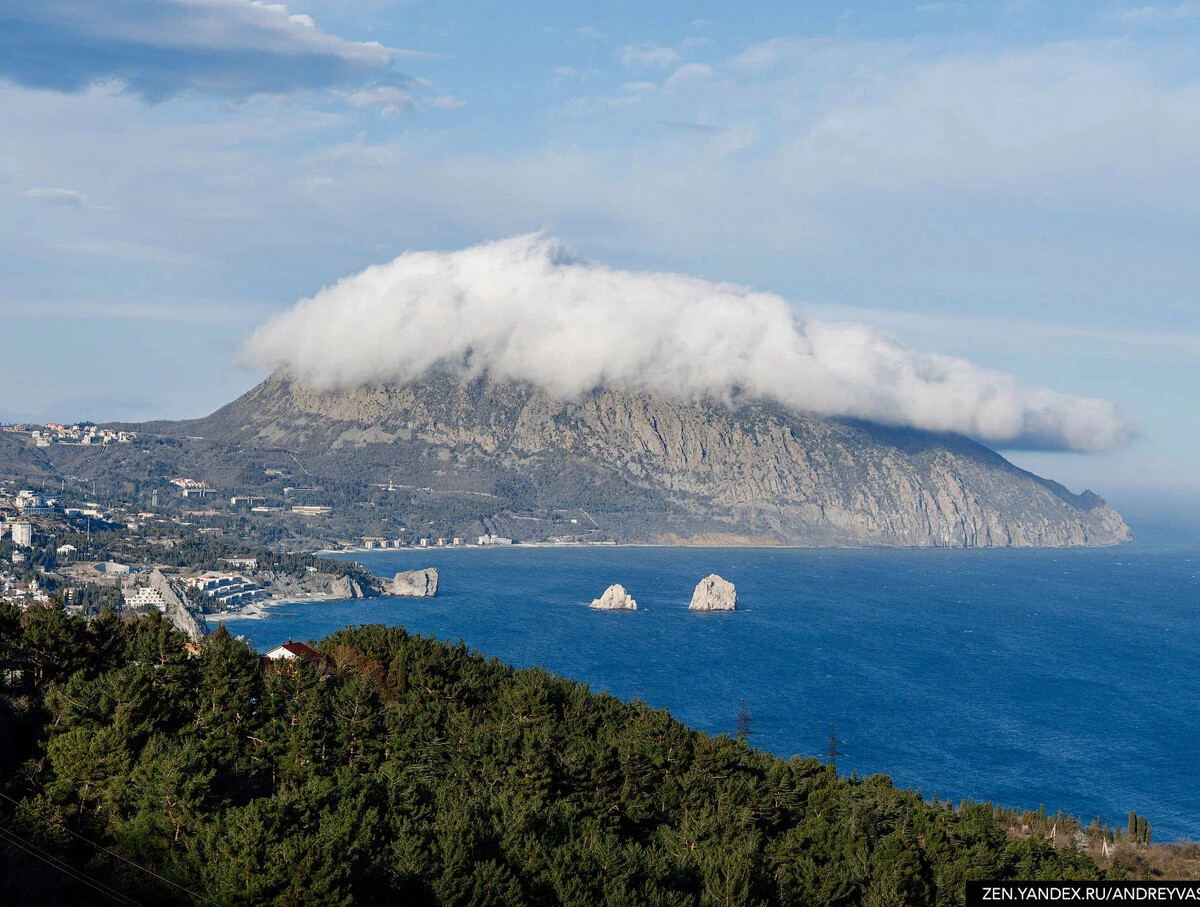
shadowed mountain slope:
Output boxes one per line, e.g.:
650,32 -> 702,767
166,370 -> 1130,548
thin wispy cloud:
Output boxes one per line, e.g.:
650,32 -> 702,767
664,63 -> 713,88
1,299 -> 258,324
619,43 -> 682,70
0,0 -> 417,100
658,121 -> 729,135
803,304 -> 1200,363
344,85 -> 414,114
1107,2 -> 1200,24
55,239 -> 206,265
26,187 -> 92,207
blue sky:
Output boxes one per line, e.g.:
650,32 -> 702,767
1,0 -> 1198,495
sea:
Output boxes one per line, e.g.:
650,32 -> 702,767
213,498 -> 1200,841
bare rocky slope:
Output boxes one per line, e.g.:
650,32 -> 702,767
177,370 -> 1131,548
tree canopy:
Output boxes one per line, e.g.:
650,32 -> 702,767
1,604 -> 1108,905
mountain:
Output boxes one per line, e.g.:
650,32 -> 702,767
163,370 -> 1131,548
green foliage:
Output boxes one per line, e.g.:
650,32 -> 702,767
0,617 -> 1112,904
1129,814 -> 1152,845
66,582 -> 125,616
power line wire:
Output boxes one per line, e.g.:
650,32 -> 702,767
0,822 -> 140,906
0,791 -> 215,905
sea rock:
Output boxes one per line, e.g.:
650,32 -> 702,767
331,576 -> 366,599
391,568 -> 439,597
590,583 -> 637,611
689,574 -> 737,612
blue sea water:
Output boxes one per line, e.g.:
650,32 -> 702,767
215,501 -> 1200,840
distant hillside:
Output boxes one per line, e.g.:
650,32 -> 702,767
145,370 -> 1130,548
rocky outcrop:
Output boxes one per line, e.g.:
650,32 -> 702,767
182,370 -> 1133,549
147,568 -> 208,642
391,568 -> 439,597
590,584 -> 637,611
689,574 -> 737,612
330,576 -> 366,600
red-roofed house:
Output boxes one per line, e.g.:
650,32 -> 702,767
264,641 -> 322,661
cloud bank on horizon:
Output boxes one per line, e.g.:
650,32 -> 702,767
244,234 -> 1130,453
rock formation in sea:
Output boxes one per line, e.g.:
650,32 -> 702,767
590,583 -> 638,611
689,574 -> 737,612
391,568 -> 439,597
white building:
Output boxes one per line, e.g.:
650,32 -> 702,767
478,534 -> 513,546
123,587 -> 168,612
11,521 -> 32,549
170,477 -> 211,498
15,491 -> 54,513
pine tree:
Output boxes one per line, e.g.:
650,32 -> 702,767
735,698 -> 754,743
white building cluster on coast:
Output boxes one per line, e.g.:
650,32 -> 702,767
2,422 -> 136,447
356,533 -> 511,550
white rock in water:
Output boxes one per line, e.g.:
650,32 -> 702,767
689,574 -> 737,611
391,568 -> 439,597
590,583 -> 638,611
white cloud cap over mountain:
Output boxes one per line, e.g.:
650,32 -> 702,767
244,234 -> 1131,453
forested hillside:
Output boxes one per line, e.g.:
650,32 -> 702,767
1,603 -> 1110,905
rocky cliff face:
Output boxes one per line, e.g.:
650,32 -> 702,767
591,584 -> 638,611
146,569 -> 208,642
330,576 -> 367,600
391,568 -> 439,597
690,575 -> 738,612
193,370 -> 1132,548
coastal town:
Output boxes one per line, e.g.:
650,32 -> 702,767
0,469 -> 407,640
0,414 -> 623,654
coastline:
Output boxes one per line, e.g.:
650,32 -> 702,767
316,538 -> 1130,557
209,590 -> 365,622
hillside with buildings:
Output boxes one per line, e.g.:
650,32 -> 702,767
0,488 -> 387,636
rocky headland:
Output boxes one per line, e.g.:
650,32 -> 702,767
390,568 -> 439,597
